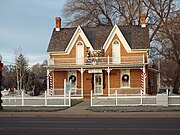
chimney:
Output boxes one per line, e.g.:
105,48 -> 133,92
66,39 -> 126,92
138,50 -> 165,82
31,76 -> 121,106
55,17 -> 61,31
140,13 -> 146,28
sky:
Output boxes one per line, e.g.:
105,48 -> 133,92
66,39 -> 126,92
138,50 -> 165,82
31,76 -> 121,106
0,0 -> 66,66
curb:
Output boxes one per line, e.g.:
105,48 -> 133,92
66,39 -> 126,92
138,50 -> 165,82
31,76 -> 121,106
1,111 -> 180,118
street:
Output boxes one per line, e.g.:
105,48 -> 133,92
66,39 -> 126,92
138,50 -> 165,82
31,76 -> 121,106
0,117 -> 180,135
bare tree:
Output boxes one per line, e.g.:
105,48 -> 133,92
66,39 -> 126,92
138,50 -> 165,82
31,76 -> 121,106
63,0 -> 143,26
64,0 -> 118,26
152,10 -> 180,93
2,65 -> 16,89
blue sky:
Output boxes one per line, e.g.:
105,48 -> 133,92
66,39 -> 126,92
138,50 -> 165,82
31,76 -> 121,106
0,0 -> 66,66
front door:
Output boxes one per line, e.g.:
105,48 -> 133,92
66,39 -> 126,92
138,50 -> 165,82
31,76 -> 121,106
94,73 -> 103,95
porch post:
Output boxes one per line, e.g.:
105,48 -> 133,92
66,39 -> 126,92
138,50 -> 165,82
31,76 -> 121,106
108,67 -> 110,96
47,69 -> 50,96
52,70 -> 55,96
143,66 -> 146,95
81,68 -> 84,97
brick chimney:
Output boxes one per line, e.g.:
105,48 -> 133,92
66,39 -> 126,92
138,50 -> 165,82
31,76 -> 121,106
55,17 -> 61,31
140,13 -> 146,28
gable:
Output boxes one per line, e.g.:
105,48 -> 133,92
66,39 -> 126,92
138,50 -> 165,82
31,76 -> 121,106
65,26 -> 94,54
103,25 -> 149,53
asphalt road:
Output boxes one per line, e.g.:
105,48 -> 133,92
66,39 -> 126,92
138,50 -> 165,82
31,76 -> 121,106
0,117 -> 180,135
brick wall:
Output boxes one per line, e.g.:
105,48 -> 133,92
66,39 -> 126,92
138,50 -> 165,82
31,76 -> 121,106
54,71 -> 67,88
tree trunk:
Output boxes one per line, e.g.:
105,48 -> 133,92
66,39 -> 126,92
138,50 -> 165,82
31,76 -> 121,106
173,64 -> 180,94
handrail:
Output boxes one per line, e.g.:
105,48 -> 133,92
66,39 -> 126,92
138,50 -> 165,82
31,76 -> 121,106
48,55 -> 145,66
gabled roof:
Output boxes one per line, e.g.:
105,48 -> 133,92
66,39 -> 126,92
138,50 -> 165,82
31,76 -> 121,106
47,25 -> 149,52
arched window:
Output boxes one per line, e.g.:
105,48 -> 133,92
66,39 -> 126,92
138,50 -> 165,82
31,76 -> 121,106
113,40 -> 119,45
112,40 -> 120,63
76,41 -> 84,64
77,42 -> 83,46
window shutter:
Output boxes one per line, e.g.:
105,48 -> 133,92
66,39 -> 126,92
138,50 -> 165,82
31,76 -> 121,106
103,70 -> 106,89
92,73 -> 94,89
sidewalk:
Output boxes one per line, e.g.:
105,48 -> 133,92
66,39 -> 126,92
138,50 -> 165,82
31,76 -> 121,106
1,100 -> 180,118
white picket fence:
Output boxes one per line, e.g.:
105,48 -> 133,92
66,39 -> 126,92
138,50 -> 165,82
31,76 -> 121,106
2,91 -> 71,107
90,90 -> 180,106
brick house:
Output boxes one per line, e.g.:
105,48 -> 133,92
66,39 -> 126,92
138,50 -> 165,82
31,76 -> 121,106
46,16 -> 157,97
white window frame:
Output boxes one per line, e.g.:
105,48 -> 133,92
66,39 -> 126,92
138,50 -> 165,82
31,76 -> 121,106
112,40 -> 120,64
68,71 -> 77,89
76,41 -> 84,64
121,70 -> 130,88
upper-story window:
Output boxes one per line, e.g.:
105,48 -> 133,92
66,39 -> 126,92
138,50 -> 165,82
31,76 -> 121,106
76,41 -> 84,64
112,40 -> 120,64
113,40 -> 119,44
77,42 -> 83,46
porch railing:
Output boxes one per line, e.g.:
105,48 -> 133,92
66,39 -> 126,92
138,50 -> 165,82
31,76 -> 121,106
48,55 -> 145,66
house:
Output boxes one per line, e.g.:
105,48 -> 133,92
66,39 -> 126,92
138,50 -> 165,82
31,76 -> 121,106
46,15 -> 158,97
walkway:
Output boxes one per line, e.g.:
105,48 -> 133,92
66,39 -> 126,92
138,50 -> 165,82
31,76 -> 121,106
59,100 -> 90,114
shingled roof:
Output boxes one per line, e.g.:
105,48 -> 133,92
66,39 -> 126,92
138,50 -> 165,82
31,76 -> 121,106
47,25 -> 149,52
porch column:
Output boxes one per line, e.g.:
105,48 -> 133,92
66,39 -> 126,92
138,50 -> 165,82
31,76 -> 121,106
80,68 -> 84,97
106,67 -> 111,96
52,70 -> 55,96
47,69 -> 50,96
143,65 -> 146,95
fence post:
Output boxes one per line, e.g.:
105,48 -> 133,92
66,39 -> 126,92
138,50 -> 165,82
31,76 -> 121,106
22,90 -> 24,106
115,90 -> 118,106
90,90 -> 92,106
166,89 -> 169,96
69,90 -> 71,107
141,90 -> 143,105
45,91 -> 47,106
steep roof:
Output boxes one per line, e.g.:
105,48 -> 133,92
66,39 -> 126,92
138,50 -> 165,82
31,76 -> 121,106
47,25 -> 149,52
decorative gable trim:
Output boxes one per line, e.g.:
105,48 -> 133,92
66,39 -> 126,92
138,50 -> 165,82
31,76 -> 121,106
103,24 -> 131,52
65,26 -> 94,54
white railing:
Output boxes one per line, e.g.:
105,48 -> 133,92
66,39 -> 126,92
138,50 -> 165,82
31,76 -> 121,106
48,55 -> 145,66
91,89 -> 180,106
2,91 -> 71,107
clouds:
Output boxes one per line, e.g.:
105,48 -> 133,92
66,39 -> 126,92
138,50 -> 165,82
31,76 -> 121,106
0,0 -> 66,65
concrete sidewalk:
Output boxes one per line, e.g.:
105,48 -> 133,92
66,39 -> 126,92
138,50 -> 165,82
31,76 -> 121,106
1,100 -> 180,118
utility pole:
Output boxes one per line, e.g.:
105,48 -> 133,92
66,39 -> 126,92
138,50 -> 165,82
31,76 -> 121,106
0,54 -> 3,110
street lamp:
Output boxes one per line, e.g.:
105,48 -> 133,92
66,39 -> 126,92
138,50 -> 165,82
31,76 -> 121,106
0,54 -> 3,110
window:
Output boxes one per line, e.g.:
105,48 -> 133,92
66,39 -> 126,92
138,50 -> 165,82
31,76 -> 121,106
77,42 -> 83,46
76,41 -> 84,64
121,70 -> 130,87
113,40 -> 119,44
112,40 -> 120,63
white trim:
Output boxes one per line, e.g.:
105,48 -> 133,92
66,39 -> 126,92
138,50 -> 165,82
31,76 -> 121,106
65,26 -> 94,54
68,71 -> 77,86
94,73 -> 103,95
143,66 -> 146,95
103,25 -> 149,55
120,69 -> 130,88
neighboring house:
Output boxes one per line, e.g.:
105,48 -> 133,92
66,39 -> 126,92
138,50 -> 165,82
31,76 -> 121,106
46,15 -> 158,97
